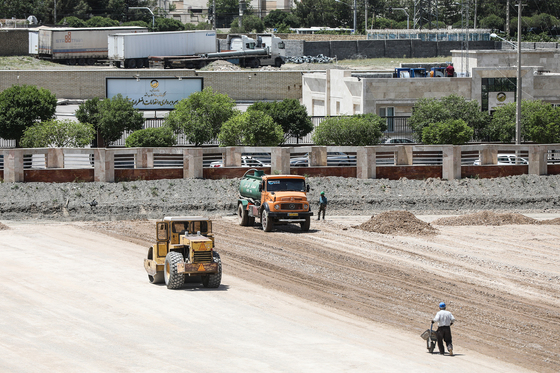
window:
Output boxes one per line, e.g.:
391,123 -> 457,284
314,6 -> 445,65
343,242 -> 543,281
379,107 -> 395,132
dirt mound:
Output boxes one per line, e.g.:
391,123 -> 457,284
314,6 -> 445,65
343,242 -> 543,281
541,217 -> 560,225
354,210 -> 439,236
0,222 -> 10,230
201,60 -> 241,71
432,211 -> 539,226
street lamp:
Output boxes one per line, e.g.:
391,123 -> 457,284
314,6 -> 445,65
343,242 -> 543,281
489,33 -> 516,49
490,3 -> 522,147
335,0 -> 357,34
128,6 -> 155,29
391,7 -> 410,30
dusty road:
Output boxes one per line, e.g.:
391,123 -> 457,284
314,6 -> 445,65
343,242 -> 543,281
1,216 -> 557,372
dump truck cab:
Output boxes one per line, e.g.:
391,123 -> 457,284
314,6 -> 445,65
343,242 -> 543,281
144,216 -> 222,289
238,169 -> 313,232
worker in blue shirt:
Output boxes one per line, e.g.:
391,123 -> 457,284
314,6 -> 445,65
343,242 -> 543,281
318,191 -> 327,220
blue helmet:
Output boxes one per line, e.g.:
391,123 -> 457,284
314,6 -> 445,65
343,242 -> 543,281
439,302 -> 446,308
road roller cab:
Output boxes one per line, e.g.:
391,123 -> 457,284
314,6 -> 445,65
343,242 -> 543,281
143,216 -> 222,289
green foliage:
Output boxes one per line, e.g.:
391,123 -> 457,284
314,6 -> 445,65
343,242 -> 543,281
59,16 -> 86,27
122,20 -> 150,28
408,94 -> 489,142
0,85 -> 57,146
153,17 -> 185,31
20,119 -> 95,148
247,99 -> 313,143
264,9 -> 299,28
165,87 -> 236,147
85,16 -> 120,27
76,95 -> 144,145
421,119 -> 474,145
184,22 -> 213,30
312,114 -> 387,146
218,111 -> 283,146
479,14 -> 504,30
231,15 -> 265,33
125,126 -> 177,147
489,100 -> 560,143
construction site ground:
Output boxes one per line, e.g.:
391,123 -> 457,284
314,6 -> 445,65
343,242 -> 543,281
1,210 -> 559,372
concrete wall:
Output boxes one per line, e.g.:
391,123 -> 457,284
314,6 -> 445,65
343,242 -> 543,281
0,69 -> 303,101
304,40 -> 496,58
0,29 -> 29,56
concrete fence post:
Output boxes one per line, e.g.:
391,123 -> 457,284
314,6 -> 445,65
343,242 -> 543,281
528,145 -> 547,175
94,148 -> 114,182
480,145 -> 497,165
442,145 -> 462,180
47,148 -> 64,168
396,145 -> 413,165
3,149 -> 24,182
310,146 -> 327,166
226,147 -> 242,167
271,147 -> 290,174
184,148 -> 203,179
357,146 -> 376,179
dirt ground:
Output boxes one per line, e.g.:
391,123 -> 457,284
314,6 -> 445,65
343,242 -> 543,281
72,211 -> 560,373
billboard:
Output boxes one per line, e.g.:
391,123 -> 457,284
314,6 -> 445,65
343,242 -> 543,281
106,77 -> 203,110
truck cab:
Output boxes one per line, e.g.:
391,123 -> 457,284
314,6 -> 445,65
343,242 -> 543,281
238,170 -> 313,232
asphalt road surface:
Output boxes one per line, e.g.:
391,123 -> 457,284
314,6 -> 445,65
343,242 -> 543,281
0,221 -> 539,373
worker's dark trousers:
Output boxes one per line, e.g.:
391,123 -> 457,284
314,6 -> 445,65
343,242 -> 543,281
318,204 -> 326,220
436,326 -> 453,354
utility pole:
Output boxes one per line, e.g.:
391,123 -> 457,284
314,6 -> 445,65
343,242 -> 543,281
54,0 -> 57,24
515,2 -> 523,145
506,0 -> 510,37
239,0 -> 244,28
212,0 -> 216,30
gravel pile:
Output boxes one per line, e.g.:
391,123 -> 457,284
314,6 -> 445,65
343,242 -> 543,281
1,174 -> 560,221
432,211 -> 540,226
354,211 -> 439,236
0,222 -> 10,230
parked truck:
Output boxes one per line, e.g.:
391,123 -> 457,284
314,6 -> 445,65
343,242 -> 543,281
146,33 -> 286,69
144,216 -> 222,289
30,26 -> 148,65
108,30 -> 218,69
237,169 -> 312,232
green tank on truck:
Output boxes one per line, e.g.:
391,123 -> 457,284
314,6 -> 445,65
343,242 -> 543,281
237,169 -> 313,232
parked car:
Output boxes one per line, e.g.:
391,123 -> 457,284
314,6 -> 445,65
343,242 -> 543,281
209,155 -> 271,168
385,137 -> 414,144
289,152 -> 356,167
473,154 -> 528,165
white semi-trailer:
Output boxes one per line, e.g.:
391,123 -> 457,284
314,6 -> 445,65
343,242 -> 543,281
108,30 -> 218,68
32,26 -> 148,65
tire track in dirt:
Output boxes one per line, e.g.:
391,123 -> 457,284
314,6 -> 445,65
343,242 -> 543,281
79,217 -> 560,373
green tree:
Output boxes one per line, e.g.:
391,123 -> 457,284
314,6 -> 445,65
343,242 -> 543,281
0,85 -> 57,147
247,99 -> 313,143
58,16 -> 87,27
264,9 -> 299,28
218,111 -> 284,146
231,15 -> 265,33
153,17 -> 185,31
479,14 -> 504,30
489,100 -> 560,143
312,114 -> 387,145
85,16 -> 120,27
20,119 -> 95,148
76,95 -> 144,146
125,126 -> 177,147
408,94 -> 489,142
421,119 -> 474,145
165,87 -> 237,147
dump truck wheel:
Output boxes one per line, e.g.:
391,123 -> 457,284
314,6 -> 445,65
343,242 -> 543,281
248,216 -> 255,226
202,252 -> 222,288
262,210 -> 274,232
238,204 -> 249,226
300,217 -> 310,232
164,251 -> 184,289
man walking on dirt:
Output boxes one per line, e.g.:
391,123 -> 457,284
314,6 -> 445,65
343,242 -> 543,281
432,302 -> 455,355
318,191 -> 327,220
